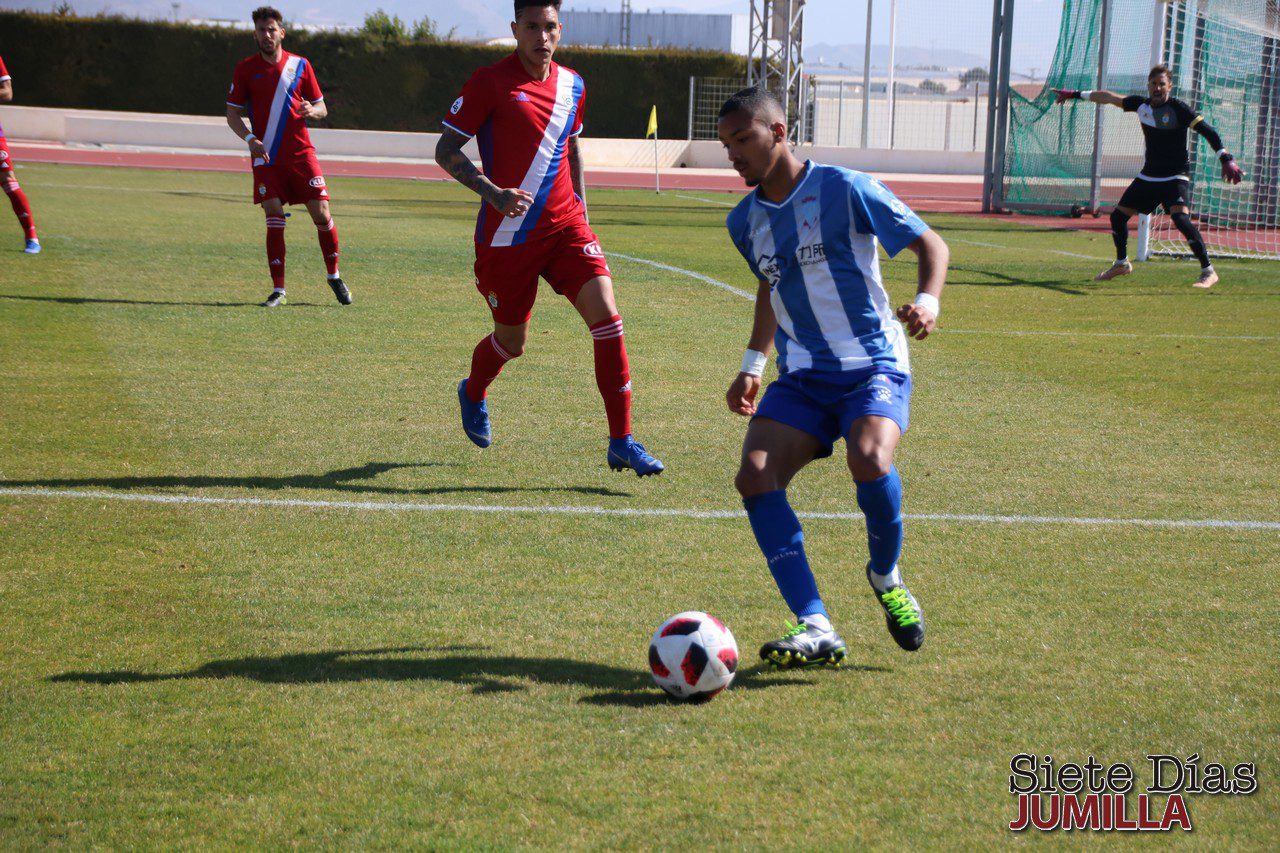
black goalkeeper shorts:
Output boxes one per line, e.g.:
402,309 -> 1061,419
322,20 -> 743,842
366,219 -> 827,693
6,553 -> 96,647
1117,177 -> 1191,215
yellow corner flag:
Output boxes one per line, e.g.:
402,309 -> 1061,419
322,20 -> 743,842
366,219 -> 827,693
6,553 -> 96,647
646,105 -> 658,139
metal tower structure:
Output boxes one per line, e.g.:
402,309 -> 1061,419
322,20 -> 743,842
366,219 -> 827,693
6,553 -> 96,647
620,0 -> 632,48
747,0 -> 808,142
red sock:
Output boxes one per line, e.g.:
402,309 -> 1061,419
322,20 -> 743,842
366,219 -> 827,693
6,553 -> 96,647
590,315 -> 632,439
317,218 -> 339,275
266,215 -> 287,289
466,333 -> 518,401
3,178 -> 37,240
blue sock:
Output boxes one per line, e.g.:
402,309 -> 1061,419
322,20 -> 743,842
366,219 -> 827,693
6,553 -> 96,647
856,467 -> 904,576
744,490 -> 826,618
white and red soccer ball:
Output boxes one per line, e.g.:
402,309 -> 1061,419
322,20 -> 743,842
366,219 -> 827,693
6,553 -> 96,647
648,611 -> 739,701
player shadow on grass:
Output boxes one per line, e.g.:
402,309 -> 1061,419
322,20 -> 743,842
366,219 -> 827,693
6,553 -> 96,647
942,263 -> 1090,295
0,460 -> 631,499
49,646 -> 870,700
0,293 -> 261,308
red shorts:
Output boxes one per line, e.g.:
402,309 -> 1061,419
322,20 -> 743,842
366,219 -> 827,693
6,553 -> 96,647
473,220 -> 611,325
0,136 -> 12,171
252,154 -> 329,206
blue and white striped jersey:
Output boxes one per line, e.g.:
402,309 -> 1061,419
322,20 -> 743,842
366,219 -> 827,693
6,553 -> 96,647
726,162 -> 930,375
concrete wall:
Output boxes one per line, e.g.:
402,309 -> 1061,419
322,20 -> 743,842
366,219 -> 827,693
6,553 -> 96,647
680,139 -> 986,175
3,105 -> 994,174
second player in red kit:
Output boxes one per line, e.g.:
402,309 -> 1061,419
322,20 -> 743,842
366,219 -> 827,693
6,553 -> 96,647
435,0 -> 663,475
226,5 -> 350,307
0,55 -> 41,254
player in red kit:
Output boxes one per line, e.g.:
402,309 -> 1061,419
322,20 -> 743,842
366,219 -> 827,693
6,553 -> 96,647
0,55 -> 41,254
434,0 -> 663,476
225,6 -> 350,307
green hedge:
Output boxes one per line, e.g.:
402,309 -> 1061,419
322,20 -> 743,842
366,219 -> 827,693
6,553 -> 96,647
0,11 -> 745,138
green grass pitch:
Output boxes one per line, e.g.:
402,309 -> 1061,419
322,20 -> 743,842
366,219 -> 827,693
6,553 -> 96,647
1,162 -> 1278,847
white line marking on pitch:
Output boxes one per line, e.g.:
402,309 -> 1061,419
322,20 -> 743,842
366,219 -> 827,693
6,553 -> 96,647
610,253 -> 1273,342
2,487 -> 1277,531
672,193 -> 737,207
945,328 -> 1278,342
610,252 -> 755,299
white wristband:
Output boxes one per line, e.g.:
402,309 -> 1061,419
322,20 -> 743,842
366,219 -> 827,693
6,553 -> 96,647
1218,149 -> 1231,160
1079,90 -> 1094,100
245,133 -> 257,143
740,349 -> 768,377
913,292 -> 940,317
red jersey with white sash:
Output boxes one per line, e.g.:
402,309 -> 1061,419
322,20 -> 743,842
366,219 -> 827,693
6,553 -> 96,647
443,53 -> 587,247
226,52 -> 323,166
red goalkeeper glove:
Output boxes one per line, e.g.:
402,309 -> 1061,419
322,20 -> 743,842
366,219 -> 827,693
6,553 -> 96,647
1220,155 -> 1243,185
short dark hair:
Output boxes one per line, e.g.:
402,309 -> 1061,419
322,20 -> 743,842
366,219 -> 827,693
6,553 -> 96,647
252,6 -> 283,25
514,0 -> 561,18
718,85 -> 786,124
1149,63 -> 1173,81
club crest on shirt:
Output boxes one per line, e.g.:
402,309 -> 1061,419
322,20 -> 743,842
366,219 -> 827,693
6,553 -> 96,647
450,97 -> 464,114
756,253 -> 782,288
258,184 -> 267,196
488,290 -> 499,308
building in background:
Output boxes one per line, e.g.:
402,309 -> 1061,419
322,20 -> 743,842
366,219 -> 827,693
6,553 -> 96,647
559,8 -> 747,53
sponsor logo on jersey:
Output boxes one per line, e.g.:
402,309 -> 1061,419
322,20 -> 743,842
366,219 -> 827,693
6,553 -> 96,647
308,176 -> 326,188
514,92 -> 530,102
487,291 -> 499,308
801,195 -> 818,204
797,242 -> 826,266
756,253 -> 782,287
450,97 -> 464,115
583,241 -> 603,256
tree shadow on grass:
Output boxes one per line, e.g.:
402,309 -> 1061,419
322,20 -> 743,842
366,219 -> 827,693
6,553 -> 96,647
0,461 -> 631,499
47,646 -> 864,700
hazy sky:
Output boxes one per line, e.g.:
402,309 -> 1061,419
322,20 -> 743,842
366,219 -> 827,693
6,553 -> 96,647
1,0 -> 1069,73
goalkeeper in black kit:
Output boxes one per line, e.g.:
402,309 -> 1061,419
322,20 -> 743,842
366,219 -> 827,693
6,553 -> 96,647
1054,63 -> 1244,288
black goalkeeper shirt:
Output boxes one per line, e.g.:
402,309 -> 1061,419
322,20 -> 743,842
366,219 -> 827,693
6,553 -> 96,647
1121,95 -> 1204,180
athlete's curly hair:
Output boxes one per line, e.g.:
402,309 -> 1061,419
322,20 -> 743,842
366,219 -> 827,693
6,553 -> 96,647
251,6 -> 283,25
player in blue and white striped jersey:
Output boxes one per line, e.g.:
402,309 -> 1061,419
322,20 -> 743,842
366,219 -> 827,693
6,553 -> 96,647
718,87 -> 949,667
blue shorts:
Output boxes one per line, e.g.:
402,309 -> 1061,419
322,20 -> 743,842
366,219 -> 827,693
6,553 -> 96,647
754,368 -> 911,459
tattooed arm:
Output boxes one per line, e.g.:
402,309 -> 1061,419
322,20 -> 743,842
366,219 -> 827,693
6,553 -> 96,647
435,127 -> 532,218
567,135 -> 587,213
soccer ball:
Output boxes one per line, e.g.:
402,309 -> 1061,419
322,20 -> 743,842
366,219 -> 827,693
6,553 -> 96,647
648,611 -> 739,701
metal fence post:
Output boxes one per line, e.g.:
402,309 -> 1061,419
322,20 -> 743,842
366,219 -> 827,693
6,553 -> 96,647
837,81 -> 845,146
861,0 -> 873,148
687,76 -> 695,141
981,0 -> 1005,212
1088,0 -> 1112,214
973,82 -> 980,151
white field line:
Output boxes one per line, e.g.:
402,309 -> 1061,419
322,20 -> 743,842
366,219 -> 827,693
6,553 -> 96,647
610,252 -> 755,299
28,177 -> 1272,343
2,487 -> 1278,531
610,253 -> 1275,342
672,193 -> 737,207
946,328 -> 1279,342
